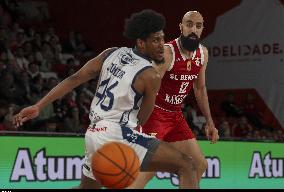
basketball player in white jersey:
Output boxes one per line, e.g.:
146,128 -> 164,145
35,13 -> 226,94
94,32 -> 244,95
13,10 -> 199,189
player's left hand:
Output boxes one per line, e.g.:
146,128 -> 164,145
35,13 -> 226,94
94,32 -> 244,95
205,121 -> 219,144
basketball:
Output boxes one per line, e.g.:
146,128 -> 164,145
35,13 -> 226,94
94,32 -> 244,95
91,142 -> 140,189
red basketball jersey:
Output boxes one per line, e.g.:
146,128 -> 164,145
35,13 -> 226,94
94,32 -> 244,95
155,39 -> 205,111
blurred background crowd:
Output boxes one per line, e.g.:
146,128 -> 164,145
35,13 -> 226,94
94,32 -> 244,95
0,0 -> 283,141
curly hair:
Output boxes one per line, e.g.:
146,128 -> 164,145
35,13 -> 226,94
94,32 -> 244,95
123,9 -> 166,40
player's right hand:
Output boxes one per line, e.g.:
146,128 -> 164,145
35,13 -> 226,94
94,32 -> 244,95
13,105 -> 40,128
204,123 -> 219,144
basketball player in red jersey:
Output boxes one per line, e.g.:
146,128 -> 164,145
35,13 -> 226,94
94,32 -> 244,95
129,11 -> 219,188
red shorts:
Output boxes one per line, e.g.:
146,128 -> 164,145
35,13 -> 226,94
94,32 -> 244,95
142,106 -> 195,142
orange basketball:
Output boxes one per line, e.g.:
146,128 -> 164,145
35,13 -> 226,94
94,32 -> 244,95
91,142 -> 140,189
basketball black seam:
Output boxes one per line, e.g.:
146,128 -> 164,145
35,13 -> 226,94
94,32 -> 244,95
127,145 -> 137,176
92,168 -> 122,176
121,147 -> 139,187
130,152 -> 141,180
96,150 -> 125,174
122,149 -> 140,187
104,168 -> 132,189
102,143 -> 137,188
105,162 -> 139,189
92,149 -> 124,176
115,143 -> 135,180
115,143 -> 127,170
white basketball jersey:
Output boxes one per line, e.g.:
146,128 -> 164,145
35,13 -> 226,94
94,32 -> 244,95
89,47 -> 153,128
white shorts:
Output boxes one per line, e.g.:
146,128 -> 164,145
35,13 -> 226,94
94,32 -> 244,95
82,120 -> 160,180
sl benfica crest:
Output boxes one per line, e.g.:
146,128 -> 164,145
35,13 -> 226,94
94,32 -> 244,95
187,60 -> 192,71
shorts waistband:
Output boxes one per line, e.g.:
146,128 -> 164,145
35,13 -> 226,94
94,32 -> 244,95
155,105 -> 181,113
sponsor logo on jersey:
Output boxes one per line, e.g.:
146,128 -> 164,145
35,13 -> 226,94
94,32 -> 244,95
165,94 -> 187,105
118,52 -> 139,66
194,57 -> 201,66
169,74 -> 198,81
87,126 -> 107,132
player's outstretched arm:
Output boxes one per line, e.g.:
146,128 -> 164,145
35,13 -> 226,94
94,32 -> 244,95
13,48 -> 117,128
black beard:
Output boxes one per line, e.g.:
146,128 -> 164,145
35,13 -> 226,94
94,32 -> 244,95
180,33 -> 200,52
